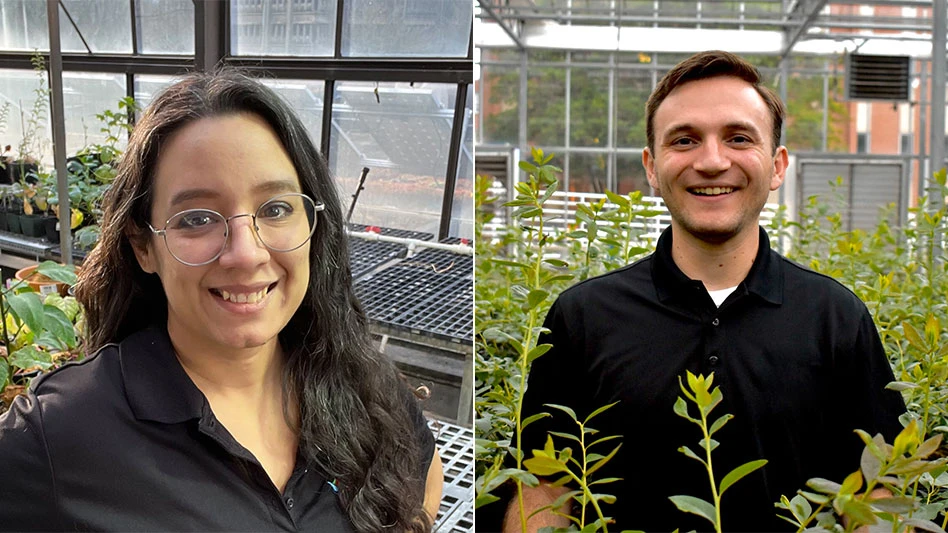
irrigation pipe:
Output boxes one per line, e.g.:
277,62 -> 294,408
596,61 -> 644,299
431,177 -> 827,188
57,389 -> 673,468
346,230 -> 474,256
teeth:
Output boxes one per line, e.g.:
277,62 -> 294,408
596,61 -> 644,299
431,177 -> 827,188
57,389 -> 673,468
217,287 -> 268,304
694,187 -> 734,196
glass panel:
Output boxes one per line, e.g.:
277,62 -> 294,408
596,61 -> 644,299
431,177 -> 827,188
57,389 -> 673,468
527,66 -> 565,147
570,68 -> 609,148
477,65 -> 518,145
60,0 -> 132,53
0,68 -> 52,164
231,0 -> 336,57
329,81 -> 458,234
0,1 -> 49,51
451,84 -> 473,240
259,79 -> 325,151
568,152 -> 608,193
341,0 -> 470,58
133,74 -> 178,114
136,0 -> 194,54
62,72 -> 127,155
616,153 -> 649,195
614,69 -> 651,149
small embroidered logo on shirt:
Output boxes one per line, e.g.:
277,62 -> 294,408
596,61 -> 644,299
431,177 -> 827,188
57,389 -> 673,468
327,479 -> 339,493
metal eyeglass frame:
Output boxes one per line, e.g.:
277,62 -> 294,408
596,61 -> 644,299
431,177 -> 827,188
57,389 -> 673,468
146,193 -> 325,267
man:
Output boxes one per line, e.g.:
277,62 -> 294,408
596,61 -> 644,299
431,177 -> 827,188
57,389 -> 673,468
504,51 -> 905,532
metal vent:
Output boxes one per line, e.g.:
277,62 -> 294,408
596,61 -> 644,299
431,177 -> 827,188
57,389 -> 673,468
846,54 -> 911,102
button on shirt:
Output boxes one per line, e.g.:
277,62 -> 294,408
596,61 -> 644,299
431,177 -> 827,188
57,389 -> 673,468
518,226 -> 906,532
0,326 -> 435,532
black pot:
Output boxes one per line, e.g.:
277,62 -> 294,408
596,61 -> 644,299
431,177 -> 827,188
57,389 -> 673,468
6,212 -> 21,234
42,216 -> 59,243
19,214 -> 44,238
11,161 -> 38,184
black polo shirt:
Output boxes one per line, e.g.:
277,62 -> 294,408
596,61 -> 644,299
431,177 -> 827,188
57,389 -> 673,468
519,226 -> 905,532
0,326 -> 435,532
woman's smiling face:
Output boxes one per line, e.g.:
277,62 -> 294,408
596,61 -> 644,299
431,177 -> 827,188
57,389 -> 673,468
132,113 -> 312,355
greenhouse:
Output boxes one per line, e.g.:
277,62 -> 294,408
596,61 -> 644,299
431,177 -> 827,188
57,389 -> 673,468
0,1 -> 473,532
475,1 -> 948,532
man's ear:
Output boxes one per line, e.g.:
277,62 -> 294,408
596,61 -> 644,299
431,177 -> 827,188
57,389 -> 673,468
129,231 -> 157,274
770,145 -> 789,191
643,147 -> 659,192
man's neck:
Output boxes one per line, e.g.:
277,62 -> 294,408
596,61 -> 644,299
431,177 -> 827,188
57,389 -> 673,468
669,224 -> 761,291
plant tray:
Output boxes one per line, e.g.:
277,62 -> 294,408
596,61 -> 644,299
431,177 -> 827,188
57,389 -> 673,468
347,224 -> 434,280
354,263 -> 472,343
428,418 -> 473,533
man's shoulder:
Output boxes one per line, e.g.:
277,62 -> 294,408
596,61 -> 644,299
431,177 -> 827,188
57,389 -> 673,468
774,252 -> 868,311
557,253 -> 654,304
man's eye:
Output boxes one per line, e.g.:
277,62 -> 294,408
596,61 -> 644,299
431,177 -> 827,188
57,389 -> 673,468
672,138 -> 695,146
730,135 -> 751,144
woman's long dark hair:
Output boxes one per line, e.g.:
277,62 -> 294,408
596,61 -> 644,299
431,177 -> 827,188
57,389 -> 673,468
74,70 -> 432,532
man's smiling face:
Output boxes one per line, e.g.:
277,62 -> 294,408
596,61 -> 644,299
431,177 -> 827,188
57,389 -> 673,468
643,75 -> 788,244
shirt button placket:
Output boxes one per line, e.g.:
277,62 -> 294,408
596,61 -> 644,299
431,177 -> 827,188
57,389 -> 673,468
285,497 -> 295,510
708,317 -> 722,367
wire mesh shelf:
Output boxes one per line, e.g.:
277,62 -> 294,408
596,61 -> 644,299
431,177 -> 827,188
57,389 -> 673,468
429,418 -> 473,533
355,265 -> 472,343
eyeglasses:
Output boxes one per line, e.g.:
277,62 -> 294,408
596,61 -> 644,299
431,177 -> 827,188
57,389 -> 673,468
147,193 -> 325,266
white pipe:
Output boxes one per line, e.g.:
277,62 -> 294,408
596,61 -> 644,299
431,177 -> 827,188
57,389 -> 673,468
346,230 -> 474,256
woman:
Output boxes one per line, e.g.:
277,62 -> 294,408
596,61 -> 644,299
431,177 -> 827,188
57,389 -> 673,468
0,70 -> 442,532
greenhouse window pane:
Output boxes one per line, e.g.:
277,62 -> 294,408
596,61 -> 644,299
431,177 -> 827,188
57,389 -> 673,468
478,65 -> 518,145
0,68 -> 53,164
136,0 -> 194,54
231,0 -> 336,57
614,70 -> 651,149
259,79 -> 325,150
527,67 -> 565,147
0,1 -> 49,51
62,72 -> 127,155
341,0 -> 470,58
568,152 -> 608,193
329,81 -> 458,235
451,84 -> 473,240
570,68 -> 609,148
60,0 -> 132,53
616,153 -> 649,195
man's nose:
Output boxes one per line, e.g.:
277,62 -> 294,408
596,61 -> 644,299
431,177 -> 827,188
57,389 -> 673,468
693,139 -> 731,175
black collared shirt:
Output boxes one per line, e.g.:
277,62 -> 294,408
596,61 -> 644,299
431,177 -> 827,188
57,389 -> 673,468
0,326 -> 435,532
519,226 -> 905,532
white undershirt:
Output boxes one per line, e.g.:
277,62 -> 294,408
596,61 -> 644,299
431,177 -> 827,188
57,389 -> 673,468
706,286 -> 738,308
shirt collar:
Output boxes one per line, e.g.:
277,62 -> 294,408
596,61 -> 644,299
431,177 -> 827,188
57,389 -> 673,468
120,325 -> 207,424
651,225 -> 783,305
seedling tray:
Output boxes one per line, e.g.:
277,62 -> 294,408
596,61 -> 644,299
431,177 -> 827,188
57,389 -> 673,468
428,418 -> 473,532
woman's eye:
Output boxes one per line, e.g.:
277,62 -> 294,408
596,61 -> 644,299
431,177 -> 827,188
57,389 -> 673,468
174,211 -> 220,229
260,202 -> 294,219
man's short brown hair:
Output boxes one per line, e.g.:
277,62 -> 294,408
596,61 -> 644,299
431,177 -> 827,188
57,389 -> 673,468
645,50 -> 786,154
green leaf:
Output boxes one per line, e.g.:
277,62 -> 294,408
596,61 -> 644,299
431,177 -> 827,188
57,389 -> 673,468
789,494 -> 812,523
543,259 -> 569,268
868,496 -> 916,514
839,471 -> 863,495
604,190 -> 630,208
678,445 -> 706,466
798,490 -> 831,505
474,493 -> 500,508
903,321 -> 931,353
719,459 -> 767,495
0,356 -> 9,389
584,401 -> 618,424
885,381 -> 919,391
709,414 -> 733,436
587,443 -> 622,477
6,292 -> 44,336
35,261 -> 77,285
547,431 -> 582,444
860,445 -> 882,482
588,477 -> 622,486
699,438 -> 719,453
9,345 -> 53,371
806,478 -> 842,494
668,495 -> 717,526
40,305 -> 76,350
527,343 -> 552,363
519,161 -> 538,174
522,412 -> 551,431
545,404 -> 577,422
916,434 -> 943,459
523,455 -> 567,476
525,290 -> 549,311
902,518 -> 948,533
840,498 -> 877,525
673,397 -> 697,422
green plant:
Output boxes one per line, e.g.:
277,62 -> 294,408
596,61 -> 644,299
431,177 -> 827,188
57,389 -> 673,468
0,261 -> 82,413
669,371 -> 767,532
16,51 -> 50,164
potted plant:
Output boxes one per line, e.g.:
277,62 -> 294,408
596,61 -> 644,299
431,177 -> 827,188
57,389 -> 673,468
0,261 -> 81,414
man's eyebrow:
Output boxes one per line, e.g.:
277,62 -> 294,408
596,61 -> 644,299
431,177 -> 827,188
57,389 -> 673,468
168,179 -> 301,209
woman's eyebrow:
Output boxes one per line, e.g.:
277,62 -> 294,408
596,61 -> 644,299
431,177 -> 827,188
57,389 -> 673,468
169,188 -> 218,209
167,179 -> 301,209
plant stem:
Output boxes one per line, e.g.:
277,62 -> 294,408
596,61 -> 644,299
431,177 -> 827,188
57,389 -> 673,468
699,407 -> 723,533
